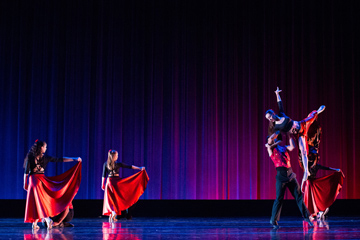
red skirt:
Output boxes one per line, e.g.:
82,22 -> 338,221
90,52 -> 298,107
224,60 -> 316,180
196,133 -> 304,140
24,162 -> 82,223
304,171 -> 344,215
103,170 -> 149,216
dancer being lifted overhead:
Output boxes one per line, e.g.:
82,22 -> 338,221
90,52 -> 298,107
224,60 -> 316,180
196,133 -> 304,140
265,87 -> 325,191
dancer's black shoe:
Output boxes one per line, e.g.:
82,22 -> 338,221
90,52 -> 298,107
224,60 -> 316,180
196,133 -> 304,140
304,217 -> 314,227
270,220 -> 279,229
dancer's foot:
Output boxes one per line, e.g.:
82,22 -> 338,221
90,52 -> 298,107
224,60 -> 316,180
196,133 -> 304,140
32,222 -> 40,229
270,220 -> 279,229
317,105 -> 326,114
304,217 -> 314,227
109,212 -> 117,222
44,217 -> 53,229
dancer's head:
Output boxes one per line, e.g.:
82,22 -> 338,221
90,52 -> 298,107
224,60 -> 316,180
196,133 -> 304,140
265,109 -> 276,122
30,140 -> 47,157
24,140 -> 47,167
107,150 -> 118,170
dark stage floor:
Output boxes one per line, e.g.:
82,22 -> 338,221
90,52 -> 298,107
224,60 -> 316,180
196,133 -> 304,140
1,217 -> 360,240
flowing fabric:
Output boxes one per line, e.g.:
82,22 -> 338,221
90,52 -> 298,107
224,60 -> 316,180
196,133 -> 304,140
304,171 -> 344,215
24,162 -> 82,223
103,170 -> 149,216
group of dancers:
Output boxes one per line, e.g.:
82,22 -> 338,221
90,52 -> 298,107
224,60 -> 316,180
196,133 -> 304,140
265,87 -> 344,228
23,140 -> 148,229
23,87 -> 344,230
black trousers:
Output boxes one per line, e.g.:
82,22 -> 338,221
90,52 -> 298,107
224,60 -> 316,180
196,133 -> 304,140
270,167 -> 310,223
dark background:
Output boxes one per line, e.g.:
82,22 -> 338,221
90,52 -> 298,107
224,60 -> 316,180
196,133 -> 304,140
1,0 -> 359,201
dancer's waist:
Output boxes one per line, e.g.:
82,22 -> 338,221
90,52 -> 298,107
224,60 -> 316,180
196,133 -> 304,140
108,174 -> 119,178
276,167 -> 292,173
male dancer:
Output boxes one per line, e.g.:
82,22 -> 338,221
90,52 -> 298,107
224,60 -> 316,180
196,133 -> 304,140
266,132 -> 313,228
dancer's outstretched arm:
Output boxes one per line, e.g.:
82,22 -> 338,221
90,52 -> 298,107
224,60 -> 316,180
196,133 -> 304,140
132,165 -> 145,171
63,157 -> 82,162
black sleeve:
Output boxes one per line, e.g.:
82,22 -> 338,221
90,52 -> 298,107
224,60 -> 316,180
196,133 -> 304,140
24,158 -> 30,174
102,162 -> 108,177
278,101 -> 285,114
118,162 -> 132,169
316,164 -> 332,171
45,156 -> 64,163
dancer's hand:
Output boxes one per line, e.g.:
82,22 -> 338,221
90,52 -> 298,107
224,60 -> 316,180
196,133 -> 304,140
101,185 -> 105,191
301,179 -> 305,193
77,157 -> 82,162
275,87 -> 282,95
140,167 -> 145,171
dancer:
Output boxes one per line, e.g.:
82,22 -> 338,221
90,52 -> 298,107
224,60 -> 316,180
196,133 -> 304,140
43,202 -> 75,228
23,140 -> 82,229
265,87 -> 325,190
266,133 -> 313,228
102,150 -> 149,222
299,118 -> 344,220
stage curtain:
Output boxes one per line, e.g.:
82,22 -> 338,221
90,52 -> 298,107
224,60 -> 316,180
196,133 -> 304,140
0,0 -> 359,199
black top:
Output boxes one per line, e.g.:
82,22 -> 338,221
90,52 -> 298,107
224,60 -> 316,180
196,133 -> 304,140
309,164 -> 332,179
102,162 -> 132,177
274,101 -> 294,133
24,155 -> 63,174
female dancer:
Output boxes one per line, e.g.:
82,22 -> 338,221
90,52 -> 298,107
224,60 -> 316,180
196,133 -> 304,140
102,150 -> 149,222
299,118 -> 344,220
23,140 -> 82,229
265,87 -> 325,190
266,133 -> 313,228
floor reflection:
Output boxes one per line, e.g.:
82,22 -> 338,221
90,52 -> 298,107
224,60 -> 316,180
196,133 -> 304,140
23,228 -> 73,240
102,222 -> 141,240
1,217 -> 357,240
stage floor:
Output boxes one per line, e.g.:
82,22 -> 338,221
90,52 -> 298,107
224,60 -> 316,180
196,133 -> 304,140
1,217 -> 360,239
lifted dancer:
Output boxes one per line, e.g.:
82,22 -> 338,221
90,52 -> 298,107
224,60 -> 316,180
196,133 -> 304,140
265,87 -> 325,191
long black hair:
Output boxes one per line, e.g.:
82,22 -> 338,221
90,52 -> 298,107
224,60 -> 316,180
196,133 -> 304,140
23,140 -> 46,168
266,109 -> 276,136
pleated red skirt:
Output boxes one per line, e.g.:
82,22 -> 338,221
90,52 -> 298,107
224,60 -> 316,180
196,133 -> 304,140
103,170 -> 149,216
24,162 -> 82,223
304,171 -> 344,215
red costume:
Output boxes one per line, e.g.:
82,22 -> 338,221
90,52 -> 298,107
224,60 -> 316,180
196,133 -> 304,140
102,162 -> 149,216
304,171 -> 344,215
24,161 -> 81,223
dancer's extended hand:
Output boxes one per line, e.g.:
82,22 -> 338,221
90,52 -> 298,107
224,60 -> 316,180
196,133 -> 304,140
275,87 -> 282,95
